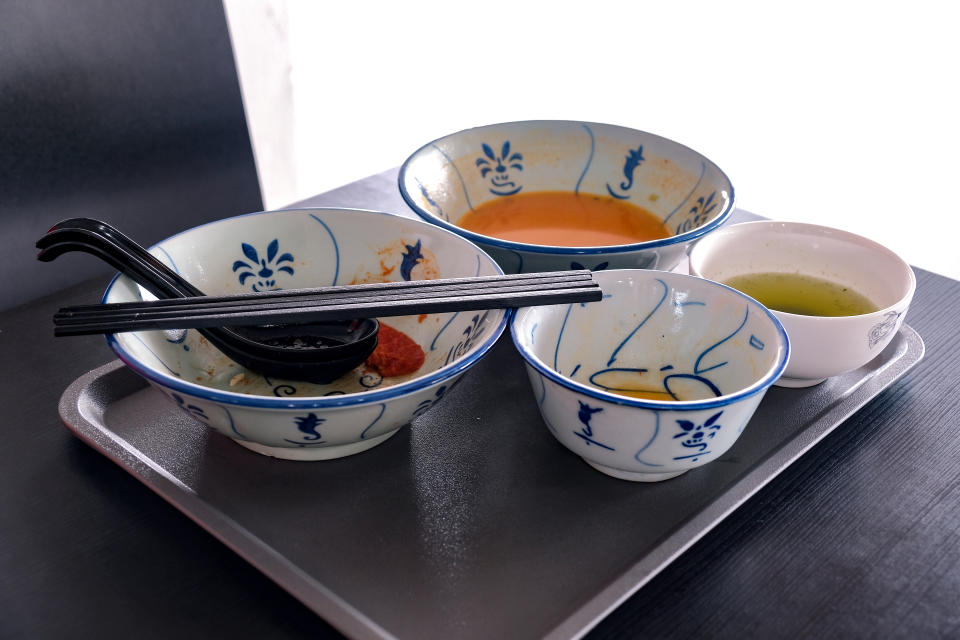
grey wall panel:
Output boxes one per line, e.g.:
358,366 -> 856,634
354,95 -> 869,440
0,0 -> 263,309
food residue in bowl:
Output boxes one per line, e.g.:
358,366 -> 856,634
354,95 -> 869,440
364,322 -> 425,377
723,272 -> 878,317
458,191 -> 671,246
588,368 -> 723,402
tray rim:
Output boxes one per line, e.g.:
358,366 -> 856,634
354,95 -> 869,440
59,324 -> 925,640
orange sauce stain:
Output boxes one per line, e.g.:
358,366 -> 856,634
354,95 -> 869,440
365,323 -> 425,377
458,191 -> 671,246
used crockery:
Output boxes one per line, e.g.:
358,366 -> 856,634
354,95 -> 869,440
399,120 -> 734,273
511,270 -> 789,482
102,208 -> 508,460
688,221 -> 916,387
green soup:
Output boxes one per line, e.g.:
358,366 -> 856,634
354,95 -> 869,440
724,272 -> 878,317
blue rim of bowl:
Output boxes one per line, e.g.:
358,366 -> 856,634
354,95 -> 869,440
398,120 -> 736,256
508,270 -> 790,411
102,207 -> 510,409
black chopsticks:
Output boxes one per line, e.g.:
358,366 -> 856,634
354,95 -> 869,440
53,270 -> 602,336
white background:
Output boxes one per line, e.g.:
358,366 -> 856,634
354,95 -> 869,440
224,0 -> 959,279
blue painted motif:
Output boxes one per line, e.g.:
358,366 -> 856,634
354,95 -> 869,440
577,285 -> 751,402
360,404 -> 387,439
155,246 -> 179,274
220,405 -> 244,438
868,310 -> 901,348
360,370 -> 384,389
444,311 -> 490,366
663,373 -> 723,400
606,146 -> 645,200
283,412 -> 326,445
400,239 -> 424,281
432,143 -> 475,212
164,328 -> 189,351
672,411 -> 723,461
633,412 -> 663,467
694,306 -> 749,375
573,401 -> 615,450
308,214 -> 340,286
272,384 -> 297,397
430,312 -> 459,352
428,257 -> 483,352
476,141 -> 523,196
553,303 -> 575,372
172,392 -> 209,422
607,278 -> 669,366
416,178 -> 446,220
232,239 -> 295,291
263,375 -> 297,398
588,367 -> 649,392
171,395 -> 243,438
413,385 -> 448,418
661,161 -> 707,227
749,335 -> 765,350
675,191 -> 718,235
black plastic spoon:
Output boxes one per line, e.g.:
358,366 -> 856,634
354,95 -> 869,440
36,218 -> 379,383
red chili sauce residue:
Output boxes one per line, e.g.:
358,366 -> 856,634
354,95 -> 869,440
364,323 -> 425,377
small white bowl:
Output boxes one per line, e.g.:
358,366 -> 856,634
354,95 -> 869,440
510,270 -> 789,482
399,120 -> 734,273
688,221 -> 915,387
103,208 -> 508,460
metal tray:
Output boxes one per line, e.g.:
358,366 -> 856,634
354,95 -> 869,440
59,325 -> 924,640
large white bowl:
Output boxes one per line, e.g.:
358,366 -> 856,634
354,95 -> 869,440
688,221 -> 916,387
103,208 -> 508,460
399,120 -> 734,273
511,270 -> 789,482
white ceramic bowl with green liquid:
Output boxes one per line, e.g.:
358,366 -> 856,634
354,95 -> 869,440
688,221 -> 915,387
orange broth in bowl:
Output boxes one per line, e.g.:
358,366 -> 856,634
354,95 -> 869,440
458,191 -> 671,246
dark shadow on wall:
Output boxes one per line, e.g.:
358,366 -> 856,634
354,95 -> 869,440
0,0 -> 263,309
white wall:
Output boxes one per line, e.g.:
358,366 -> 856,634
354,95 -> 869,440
225,0 -> 960,279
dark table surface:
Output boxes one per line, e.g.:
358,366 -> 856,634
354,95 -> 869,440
3,168 -> 959,639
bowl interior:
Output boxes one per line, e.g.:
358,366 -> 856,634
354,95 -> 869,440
104,208 -> 507,399
400,121 -> 733,244
689,221 -> 915,312
512,270 -> 787,403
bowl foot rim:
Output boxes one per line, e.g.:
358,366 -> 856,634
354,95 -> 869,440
584,460 -> 688,483
233,428 -> 401,461
774,375 -> 828,388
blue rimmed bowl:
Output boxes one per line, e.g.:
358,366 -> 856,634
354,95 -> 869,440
399,120 -> 734,273
510,270 -> 789,482
102,208 -> 508,461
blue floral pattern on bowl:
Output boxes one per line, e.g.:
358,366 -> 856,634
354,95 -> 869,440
476,141 -> 523,196
232,239 -> 295,291
605,145 -> 645,200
